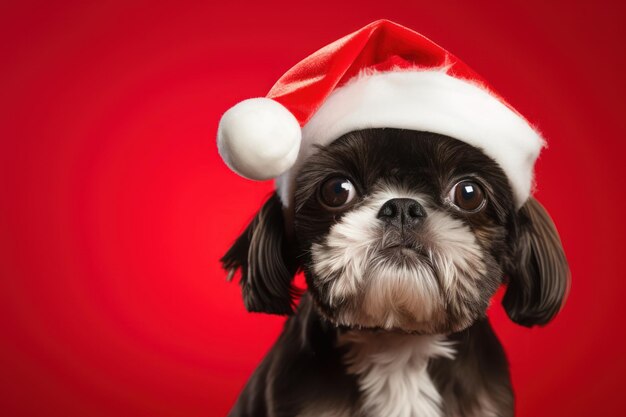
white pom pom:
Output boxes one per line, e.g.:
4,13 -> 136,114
217,98 -> 301,180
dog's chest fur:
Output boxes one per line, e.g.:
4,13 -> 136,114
338,331 -> 455,417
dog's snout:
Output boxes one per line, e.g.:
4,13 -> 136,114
377,198 -> 426,228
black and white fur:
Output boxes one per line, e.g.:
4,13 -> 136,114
221,129 -> 570,417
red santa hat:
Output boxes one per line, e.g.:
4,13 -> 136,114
217,19 -> 545,209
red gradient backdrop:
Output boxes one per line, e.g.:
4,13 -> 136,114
1,1 -> 625,416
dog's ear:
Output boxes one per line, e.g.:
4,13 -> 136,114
221,192 -> 298,315
503,197 -> 570,327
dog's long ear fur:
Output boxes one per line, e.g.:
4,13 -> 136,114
503,197 -> 570,327
221,192 -> 298,315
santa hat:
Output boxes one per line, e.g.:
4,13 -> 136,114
217,19 -> 545,209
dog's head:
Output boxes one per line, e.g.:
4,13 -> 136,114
222,129 -> 569,333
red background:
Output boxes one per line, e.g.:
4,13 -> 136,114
1,1 -> 625,416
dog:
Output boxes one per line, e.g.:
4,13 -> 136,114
215,19 -> 570,417
220,128 -> 570,417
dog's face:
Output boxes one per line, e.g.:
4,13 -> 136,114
222,129 -> 569,333
294,130 -> 511,333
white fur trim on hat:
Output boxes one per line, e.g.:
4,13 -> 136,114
217,97 -> 301,180
276,70 -> 545,209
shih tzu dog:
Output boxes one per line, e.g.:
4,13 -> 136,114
216,20 -> 570,417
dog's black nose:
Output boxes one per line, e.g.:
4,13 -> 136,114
377,198 -> 426,228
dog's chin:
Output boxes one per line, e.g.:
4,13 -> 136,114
327,313 -> 478,336
311,246 -> 479,335
320,307 -> 476,336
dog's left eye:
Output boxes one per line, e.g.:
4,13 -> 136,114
319,177 -> 357,208
450,180 -> 486,212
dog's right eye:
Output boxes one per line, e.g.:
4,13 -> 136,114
319,177 -> 356,208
